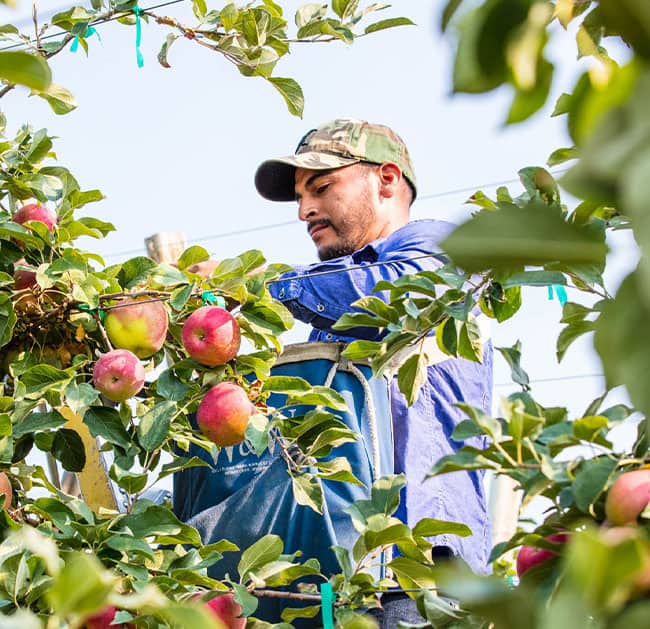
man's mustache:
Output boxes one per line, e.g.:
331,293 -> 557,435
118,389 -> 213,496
307,219 -> 332,235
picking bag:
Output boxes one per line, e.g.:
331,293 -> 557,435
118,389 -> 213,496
173,342 -> 394,620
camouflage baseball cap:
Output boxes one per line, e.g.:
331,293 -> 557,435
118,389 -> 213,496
254,118 -> 417,202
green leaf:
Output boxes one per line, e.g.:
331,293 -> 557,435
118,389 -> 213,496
340,339 -> 384,361
364,17 -> 414,34
0,51 -> 51,91
33,82 -> 76,115
291,473 -> 324,514
333,545 -> 353,579
387,556 -> 437,591
307,426 -> 357,458
155,368 -> 190,401
117,256 -> 157,288
451,420 -> 484,441
436,316 -> 458,356
502,270 -> 567,288
397,351 -> 428,406
83,406 -> 131,449
441,203 -> 608,272
268,77 -> 304,118
281,605 -> 321,622
413,518 -> 472,538
599,0 -> 650,59
0,295 -> 16,349
547,146 -> 578,167
332,0 -> 355,19
595,271 -> 650,424
13,410 -> 66,438
137,401 -> 175,451
238,534 -> 283,582
429,448 -> 500,476
122,503 -> 201,544
178,245 -> 210,270
47,552 -> 114,617
441,0 -> 463,31
572,456 -> 617,512
51,428 -> 86,472
192,0 -> 207,18
345,475 -> 406,529
245,412 -> 269,455
316,457 -> 363,484
557,319 -> 595,361
506,58 -> 553,124
286,386 -> 348,412
263,375 -> 311,395
496,341 -> 530,389
64,381 -> 99,415
21,365 -> 71,396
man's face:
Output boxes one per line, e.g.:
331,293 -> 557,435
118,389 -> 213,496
294,163 -> 382,261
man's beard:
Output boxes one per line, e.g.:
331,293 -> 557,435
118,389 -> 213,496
315,197 -> 376,261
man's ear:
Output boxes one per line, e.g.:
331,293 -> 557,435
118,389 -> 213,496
376,162 -> 402,199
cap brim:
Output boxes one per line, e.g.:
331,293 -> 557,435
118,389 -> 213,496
254,152 -> 360,202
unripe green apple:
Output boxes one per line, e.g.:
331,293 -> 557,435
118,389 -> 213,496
516,533 -> 567,578
0,472 -> 12,511
13,202 -> 57,231
605,468 -> 650,526
182,306 -> 241,367
197,382 -> 253,447
104,298 -> 169,359
93,349 -> 145,403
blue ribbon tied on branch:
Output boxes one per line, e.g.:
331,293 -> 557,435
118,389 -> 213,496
70,26 -> 101,53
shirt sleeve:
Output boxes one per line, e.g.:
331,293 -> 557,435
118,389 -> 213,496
268,230 -> 449,339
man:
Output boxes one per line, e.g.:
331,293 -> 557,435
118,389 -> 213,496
254,118 -> 493,625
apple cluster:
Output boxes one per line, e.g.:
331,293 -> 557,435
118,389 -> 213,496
517,468 -> 650,582
92,301 -> 253,448
83,593 -> 245,629
11,202 -> 58,291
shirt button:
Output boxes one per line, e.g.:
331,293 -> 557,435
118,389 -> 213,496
316,303 -> 325,312
278,288 -> 285,298
325,333 -> 334,340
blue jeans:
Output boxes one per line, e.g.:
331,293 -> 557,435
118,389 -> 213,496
367,593 -> 425,627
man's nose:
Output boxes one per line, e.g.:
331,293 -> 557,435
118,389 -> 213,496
297,199 -> 318,222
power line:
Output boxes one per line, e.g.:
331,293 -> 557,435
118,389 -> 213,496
102,170 -> 569,260
495,373 -> 604,387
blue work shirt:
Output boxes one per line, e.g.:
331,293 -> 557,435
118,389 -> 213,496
268,219 -> 493,573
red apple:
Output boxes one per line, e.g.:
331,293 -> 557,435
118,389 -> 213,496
13,202 -> 57,231
83,605 -> 133,629
201,593 -> 246,629
93,349 -> 145,403
104,297 -> 169,359
13,259 -> 37,290
516,533 -> 567,578
0,472 -> 12,511
182,306 -> 241,367
605,469 -> 650,526
197,382 -> 253,447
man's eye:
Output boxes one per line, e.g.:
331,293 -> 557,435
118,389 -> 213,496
316,184 -> 329,194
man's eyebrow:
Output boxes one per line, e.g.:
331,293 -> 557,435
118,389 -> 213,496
295,170 -> 335,201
